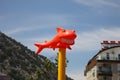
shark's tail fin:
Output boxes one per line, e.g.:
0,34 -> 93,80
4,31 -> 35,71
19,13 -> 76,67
34,43 -> 43,55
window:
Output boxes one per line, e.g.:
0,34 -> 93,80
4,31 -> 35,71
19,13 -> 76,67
98,66 -> 102,71
118,54 -> 120,60
103,76 -> 107,80
103,64 -> 107,67
106,53 -> 109,60
92,70 -> 95,77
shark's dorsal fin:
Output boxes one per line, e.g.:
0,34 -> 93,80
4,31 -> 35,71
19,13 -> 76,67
56,27 -> 64,32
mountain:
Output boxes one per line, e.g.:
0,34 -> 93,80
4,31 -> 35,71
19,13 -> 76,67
0,32 -> 73,80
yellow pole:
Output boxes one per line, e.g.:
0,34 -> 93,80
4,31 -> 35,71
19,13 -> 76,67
58,48 -> 66,80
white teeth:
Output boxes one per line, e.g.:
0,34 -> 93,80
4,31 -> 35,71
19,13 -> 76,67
61,38 -> 74,44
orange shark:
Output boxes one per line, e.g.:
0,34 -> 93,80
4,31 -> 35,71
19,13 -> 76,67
34,27 -> 77,55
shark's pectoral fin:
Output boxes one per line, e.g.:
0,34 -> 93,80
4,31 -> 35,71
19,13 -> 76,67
53,48 -> 56,50
67,46 -> 72,50
44,40 -> 48,43
49,45 -> 55,50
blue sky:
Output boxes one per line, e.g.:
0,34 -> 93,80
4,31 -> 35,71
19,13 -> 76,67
1,0 -> 120,80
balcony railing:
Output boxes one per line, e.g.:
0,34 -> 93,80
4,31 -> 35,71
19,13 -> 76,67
97,57 -> 120,61
98,76 -> 112,80
98,77 -> 112,80
97,70 -> 112,76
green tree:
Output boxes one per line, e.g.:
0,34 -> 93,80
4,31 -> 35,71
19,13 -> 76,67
36,68 -> 41,80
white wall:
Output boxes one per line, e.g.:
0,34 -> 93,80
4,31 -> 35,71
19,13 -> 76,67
97,47 -> 120,60
86,66 -> 97,80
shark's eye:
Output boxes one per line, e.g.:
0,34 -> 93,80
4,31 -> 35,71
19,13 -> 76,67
62,29 -> 65,32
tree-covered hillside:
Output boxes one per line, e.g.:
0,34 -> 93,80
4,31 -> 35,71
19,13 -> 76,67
0,32 -> 73,80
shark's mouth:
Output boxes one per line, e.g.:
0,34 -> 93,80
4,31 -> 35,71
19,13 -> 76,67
61,38 -> 74,44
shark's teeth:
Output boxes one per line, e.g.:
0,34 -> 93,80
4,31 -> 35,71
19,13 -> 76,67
61,38 -> 74,44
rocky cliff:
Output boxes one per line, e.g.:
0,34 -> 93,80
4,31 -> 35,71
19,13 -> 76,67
0,32 -> 73,80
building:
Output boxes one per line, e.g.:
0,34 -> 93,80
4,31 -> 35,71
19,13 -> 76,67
84,40 -> 120,80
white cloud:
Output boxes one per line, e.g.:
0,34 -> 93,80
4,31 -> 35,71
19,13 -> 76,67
66,27 -> 120,80
74,27 -> 120,52
7,27 -> 120,80
4,27 -> 35,35
21,14 -> 71,28
2,14 -> 74,35
19,27 -> 120,53
72,0 -> 120,8
68,71 -> 86,80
